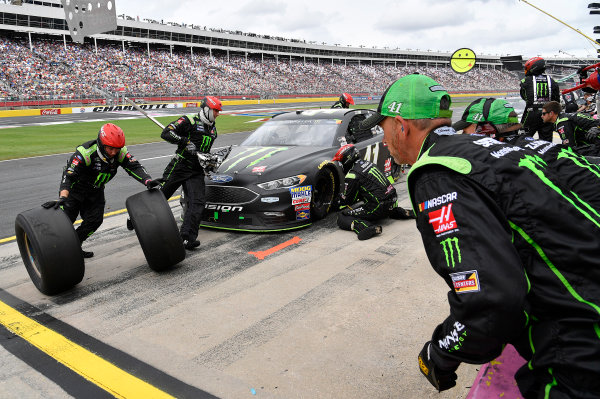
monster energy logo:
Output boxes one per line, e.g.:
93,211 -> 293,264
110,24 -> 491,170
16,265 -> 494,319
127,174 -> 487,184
536,81 -> 549,100
440,237 -> 461,268
199,136 -> 213,152
368,168 -> 387,185
94,172 -> 111,187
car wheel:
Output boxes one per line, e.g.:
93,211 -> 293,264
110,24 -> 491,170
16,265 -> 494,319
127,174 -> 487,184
15,207 -> 84,295
126,190 -> 185,272
311,168 -> 336,220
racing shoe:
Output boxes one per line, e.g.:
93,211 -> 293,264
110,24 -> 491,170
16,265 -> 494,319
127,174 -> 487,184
357,225 -> 382,241
126,218 -> 134,231
81,249 -> 94,258
183,239 -> 200,250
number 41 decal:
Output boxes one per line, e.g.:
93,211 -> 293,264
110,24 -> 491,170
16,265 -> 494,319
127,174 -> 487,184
363,143 -> 380,163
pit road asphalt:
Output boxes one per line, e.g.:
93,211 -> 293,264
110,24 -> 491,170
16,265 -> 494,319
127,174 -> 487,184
0,102 -> 481,399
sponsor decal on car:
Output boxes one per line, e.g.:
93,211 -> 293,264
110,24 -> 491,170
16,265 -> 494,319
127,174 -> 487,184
210,175 -> 234,183
419,192 -> 457,212
261,197 -> 279,203
449,270 -> 480,294
252,166 -> 266,173
428,203 -> 458,236
290,185 -> 312,205
296,210 -> 310,220
294,203 -> 310,211
206,204 -> 243,212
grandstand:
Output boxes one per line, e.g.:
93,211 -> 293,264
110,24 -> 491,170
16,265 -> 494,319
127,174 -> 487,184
0,0 -> 592,108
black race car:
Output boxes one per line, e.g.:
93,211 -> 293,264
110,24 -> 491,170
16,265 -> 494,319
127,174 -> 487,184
198,108 -> 401,232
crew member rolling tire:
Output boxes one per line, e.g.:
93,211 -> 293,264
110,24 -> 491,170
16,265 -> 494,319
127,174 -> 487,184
15,207 -> 85,295
126,189 -> 185,272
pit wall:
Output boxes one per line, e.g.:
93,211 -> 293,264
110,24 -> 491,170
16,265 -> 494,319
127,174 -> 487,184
0,92 -> 517,118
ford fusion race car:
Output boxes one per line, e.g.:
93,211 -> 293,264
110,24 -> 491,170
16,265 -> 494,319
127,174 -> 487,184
198,108 -> 401,231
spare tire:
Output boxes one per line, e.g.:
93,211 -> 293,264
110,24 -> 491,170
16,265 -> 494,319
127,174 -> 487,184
15,207 -> 84,295
126,189 -> 185,272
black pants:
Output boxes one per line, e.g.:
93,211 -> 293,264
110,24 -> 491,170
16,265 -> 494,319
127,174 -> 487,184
521,109 -> 554,142
515,366 -> 600,399
61,189 -> 105,243
161,158 -> 205,241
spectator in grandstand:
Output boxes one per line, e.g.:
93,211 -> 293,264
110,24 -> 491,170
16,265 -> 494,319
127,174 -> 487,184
159,96 -> 222,251
542,100 -> 600,147
331,92 -> 354,109
577,92 -> 596,114
361,73 -> 600,398
519,57 -> 560,141
42,123 -> 159,258
331,144 -> 414,240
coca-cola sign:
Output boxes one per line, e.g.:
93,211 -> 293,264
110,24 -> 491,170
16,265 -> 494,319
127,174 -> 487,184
41,109 -> 61,115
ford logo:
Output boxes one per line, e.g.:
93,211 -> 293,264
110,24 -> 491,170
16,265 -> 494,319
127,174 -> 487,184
210,175 -> 233,183
261,197 -> 279,203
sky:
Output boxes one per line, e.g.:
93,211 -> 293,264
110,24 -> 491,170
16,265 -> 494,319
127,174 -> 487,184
113,0 -> 600,61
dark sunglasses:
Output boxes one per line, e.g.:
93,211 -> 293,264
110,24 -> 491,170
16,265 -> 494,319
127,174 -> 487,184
541,111 -> 549,115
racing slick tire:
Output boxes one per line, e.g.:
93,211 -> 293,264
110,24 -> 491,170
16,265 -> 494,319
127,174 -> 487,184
311,168 -> 336,221
15,207 -> 84,295
126,189 -> 185,272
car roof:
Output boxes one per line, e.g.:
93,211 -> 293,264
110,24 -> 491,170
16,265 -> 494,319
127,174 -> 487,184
271,108 -> 375,121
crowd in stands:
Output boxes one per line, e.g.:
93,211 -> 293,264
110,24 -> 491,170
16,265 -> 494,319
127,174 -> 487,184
0,35 -> 521,102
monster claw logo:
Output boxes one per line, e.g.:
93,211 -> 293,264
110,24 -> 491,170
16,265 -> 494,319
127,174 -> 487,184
440,237 -> 461,268
94,172 -> 111,187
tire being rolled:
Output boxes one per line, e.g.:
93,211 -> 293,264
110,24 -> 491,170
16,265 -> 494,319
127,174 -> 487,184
15,207 -> 84,295
126,190 -> 185,272
311,168 -> 336,221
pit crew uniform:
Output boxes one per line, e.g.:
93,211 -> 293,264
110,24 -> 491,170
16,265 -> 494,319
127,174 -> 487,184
60,140 -> 151,243
520,73 -> 559,141
337,159 -> 413,239
408,128 -> 600,398
160,113 -> 217,243
554,112 -> 600,148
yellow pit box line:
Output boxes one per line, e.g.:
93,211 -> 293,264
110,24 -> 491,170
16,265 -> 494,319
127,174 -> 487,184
0,300 -> 175,399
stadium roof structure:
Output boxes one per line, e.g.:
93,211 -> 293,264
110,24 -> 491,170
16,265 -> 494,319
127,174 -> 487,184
0,0 -> 596,69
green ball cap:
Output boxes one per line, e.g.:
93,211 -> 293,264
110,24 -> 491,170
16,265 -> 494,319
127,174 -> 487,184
360,74 -> 453,130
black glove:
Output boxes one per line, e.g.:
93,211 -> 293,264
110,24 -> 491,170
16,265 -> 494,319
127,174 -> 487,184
42,196 -> 67,210
389,206 -> 416,220
185,141 -> 197,155
418,342 -> 458,392
144,179 -> 161,189
585,126 -> 600,142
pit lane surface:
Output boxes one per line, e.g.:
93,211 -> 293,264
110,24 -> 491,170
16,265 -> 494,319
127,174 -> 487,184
0,104 -> 480,398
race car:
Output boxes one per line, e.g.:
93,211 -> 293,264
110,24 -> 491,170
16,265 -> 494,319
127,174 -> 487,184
197,108 -> 401,232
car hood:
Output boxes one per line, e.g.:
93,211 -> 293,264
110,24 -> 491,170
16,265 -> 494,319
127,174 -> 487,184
215,146 -> 332,178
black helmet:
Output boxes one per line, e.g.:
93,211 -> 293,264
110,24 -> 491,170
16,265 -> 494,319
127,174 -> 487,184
333,144 -> 360,173
524,57 -> 546,76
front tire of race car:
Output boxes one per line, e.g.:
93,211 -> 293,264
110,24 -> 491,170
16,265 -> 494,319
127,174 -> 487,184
126,190 -> 185,272
311,168 -> 336,220
15,207 -> 85,295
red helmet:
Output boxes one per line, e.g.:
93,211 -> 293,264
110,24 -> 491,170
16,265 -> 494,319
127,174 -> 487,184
98,123 -> 125,148
199,96 -> 222,124
341,92 -> 355,107
333,144 -> 360,173
524,57 -> 545,76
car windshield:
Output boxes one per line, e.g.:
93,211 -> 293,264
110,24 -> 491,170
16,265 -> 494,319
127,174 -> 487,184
242,119 -> 341,147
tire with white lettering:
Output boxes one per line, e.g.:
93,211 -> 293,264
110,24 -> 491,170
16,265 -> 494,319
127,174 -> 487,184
126,189 -> 185,272
311,168 -> 336,220
15,207 -> 84,295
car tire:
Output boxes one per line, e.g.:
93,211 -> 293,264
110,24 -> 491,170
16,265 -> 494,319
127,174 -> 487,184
15,207 -> 84,295
311,168 -> 336,220
126,190 -> 185,272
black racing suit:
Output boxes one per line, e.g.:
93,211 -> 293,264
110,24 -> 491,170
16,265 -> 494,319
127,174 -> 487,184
554,112 -> 600,148
408,128 -> 600,398
160,113 -> 217,242
562,92 -> 578,113
336,159 -> 410,237
60,140 -> 151,243
507,133 -> 600,160
520,73 -> 560,141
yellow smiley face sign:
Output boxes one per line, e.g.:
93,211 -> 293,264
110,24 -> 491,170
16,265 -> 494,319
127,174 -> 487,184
450,48 -> 476,74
